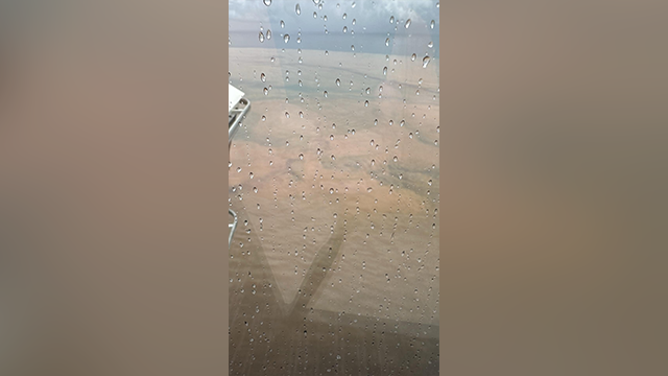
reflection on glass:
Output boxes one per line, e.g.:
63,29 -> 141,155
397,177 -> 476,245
229,1 -> 439,374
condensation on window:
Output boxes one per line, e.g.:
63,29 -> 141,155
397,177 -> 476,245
229,1 -> 439,374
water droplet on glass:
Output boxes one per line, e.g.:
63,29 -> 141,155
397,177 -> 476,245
263,87 -> 268,95
400,120 -> 405,127
335,78 -> 340,86
409,132 -> 413,138
370,140 -> 375,146
295,3 -> 301,15
385,38 -> 390,47
430,20 -> 435,29
263,0 -> 272,6
382,66 -> 387,75
266,29 -> 272,40
428,41 -> 433,48
367,187 -> 373,192
258,31 -> 265,43
281,20 -> 285,28
324,91 -> 328,98
352,18 -> 356,25
313,11 -> 317,18
389,16 -> 395,24
365,87 -> 371,94
249,172 -> 254,179
325,50 -> 329,55
364,100 -> 369,107
393,156 -> 398,162
331,155 -> 336,161
351,45 -> 355,51
260,73 -> 266,82
284,34 -> 290,43
270,56 -> 275,62
285,112 -> 290,118
343,26 -> 348,33
342,13 -> 347,19
299,154 -> 304,160
404,19 -> 411,28
422,55 -> 431,68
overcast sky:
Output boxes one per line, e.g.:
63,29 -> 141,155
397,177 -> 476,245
230,0 -> 439,34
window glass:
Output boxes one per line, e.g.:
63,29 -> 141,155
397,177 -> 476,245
229,1 -> 439,374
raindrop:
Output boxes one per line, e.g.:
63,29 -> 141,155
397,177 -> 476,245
329,188 -> 334,194
299,154 -> 304,160
285,112 -> 290,118
295,3 -> 301,15
263,87 -> 268,95
263,0 -> 272,5
404,19 -> 411,28
297,37 -> 301,43
389,16 -> 395,24
342,13 -> 347,19
260,73 -> 266,82
367,187 -> 373,192
324,91 -> 328,98
249,172 -> 254,179
324,15 -> 328,21
284,34 -> 290,43
335,78 -> 340,86
343,26 -> 348,33
351,45 -> 355,51
411,53 -> 417,61
266,30 -> 272,40
281,20 -> 285,28
258,31 -> 265,43
385,38 -> 390,47
393,156 -> 398,162
428,41 -> 433,48
400,120 -> 405,127
352,19 -> 356,25
331,155 -> 336,161
418,78 -> 423,85
313,11 -> 317,18
422,55 -> 431,68
383,66 -> 387,75
365,87 -> 371,94
270,56 -> 275,62
430,20 -> 435,29
364,100 -> 369,107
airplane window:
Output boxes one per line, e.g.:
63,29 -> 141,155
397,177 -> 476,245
229,1 -> 439,374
